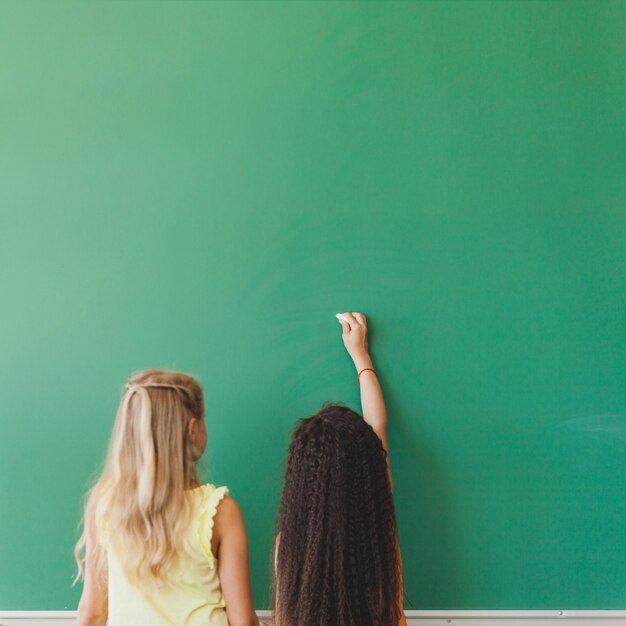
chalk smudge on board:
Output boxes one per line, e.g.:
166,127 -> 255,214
555,414 -> 626,449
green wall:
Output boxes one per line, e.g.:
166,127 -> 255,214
1,0 -> 625,611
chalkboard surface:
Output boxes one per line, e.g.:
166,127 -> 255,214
1,0 -> 624,611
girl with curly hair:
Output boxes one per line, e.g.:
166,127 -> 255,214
273,312 -> 407,626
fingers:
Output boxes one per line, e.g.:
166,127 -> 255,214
336,313 -> 350,333
353,312 -> 367,328
337,312 -> 367,333
342,312 -> 359,328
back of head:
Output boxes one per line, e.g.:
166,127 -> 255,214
274,404 -> 401,626
77,369 -> 205,585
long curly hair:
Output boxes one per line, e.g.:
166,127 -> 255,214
273,404 -> 402,626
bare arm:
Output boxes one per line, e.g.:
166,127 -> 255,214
77,500 -> 108,626
338,312 -> 388,453
213,497 -> 259,626
339,312 -> 406,625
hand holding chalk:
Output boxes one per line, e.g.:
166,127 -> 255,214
335,311 -> 369,362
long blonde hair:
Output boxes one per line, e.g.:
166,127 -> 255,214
75,369 -> 205,585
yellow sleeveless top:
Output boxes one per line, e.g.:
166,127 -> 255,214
102,484 -> 229,626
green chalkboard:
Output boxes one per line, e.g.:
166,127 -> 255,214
0,0 -> 624,611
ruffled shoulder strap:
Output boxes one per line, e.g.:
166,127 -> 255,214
198,483 -> 229,568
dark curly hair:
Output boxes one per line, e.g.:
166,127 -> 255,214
272,404 -> 402,626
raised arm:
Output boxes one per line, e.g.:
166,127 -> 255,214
337,312 -> 388,453
338,312 -> 406,625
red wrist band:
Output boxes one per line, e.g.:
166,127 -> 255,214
357,368 -> 377,384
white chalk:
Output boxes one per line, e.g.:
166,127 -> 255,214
336,313 -> 348,322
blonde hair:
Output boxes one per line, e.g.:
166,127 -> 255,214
74,369 -> 205,585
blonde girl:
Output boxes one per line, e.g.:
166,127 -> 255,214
75,369 -> 258,626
